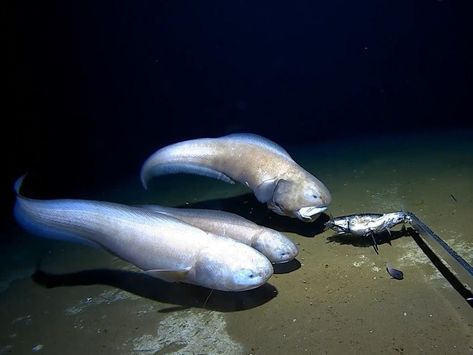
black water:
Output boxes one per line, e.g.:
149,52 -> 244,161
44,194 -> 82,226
3,1 -> 473,353
5,1 -> 473,223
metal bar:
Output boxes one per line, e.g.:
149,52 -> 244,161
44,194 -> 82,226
407,212 -> 473,306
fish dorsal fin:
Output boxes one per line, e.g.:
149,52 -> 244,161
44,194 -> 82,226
254,178 -> 278,203
222,133 -> 293,160
145,267 -> 191,282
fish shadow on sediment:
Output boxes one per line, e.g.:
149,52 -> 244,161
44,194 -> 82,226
273,259 -> 301,274
31,269 -> 277,312
177,193 -> 329,238
326,228 -> 410,249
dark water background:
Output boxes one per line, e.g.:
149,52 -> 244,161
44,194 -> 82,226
5,1 -> 473,226
3,3 -> 473,352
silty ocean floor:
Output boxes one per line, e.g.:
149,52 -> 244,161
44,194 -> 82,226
1,130 -> 472,354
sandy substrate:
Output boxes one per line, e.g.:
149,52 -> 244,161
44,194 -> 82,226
1,130 -> 472,354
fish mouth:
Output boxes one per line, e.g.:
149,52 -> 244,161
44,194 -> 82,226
297,206 -> 328,222
271,247 -> 299,264
240,269 -> 273,291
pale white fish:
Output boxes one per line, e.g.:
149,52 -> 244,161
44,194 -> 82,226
140,133 -> 331,222
14,176 -> 273,291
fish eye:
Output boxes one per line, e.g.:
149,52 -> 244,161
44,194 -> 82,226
304,191 -> 319,200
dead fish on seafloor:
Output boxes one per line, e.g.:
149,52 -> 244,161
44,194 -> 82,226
386,262 -> 404,280
325,211 -> 411,253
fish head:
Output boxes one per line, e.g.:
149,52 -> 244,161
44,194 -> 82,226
325,218 -> 346,233
194,239 -> 273,291
252,229 -> 299,264
268,177 -> 332,222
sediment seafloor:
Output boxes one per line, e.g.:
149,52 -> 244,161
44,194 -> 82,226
1,131 -> 472,354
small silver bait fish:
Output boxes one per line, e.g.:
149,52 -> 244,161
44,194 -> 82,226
325,212 -> 411,253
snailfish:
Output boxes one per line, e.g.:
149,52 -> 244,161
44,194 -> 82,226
140,133 -> 331,221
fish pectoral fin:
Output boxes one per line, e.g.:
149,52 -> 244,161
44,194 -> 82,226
254,178 -> 279,203
145,267 -> 191,282
368,232 -> 379,254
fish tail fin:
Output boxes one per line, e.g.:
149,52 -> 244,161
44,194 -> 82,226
140,139 -> 235,190
14,174 -> 28,195
13,175 -> 102,249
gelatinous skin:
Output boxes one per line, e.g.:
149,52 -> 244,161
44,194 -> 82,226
141,133 -> 331,221
141,204 -> 298,264
14,176 -> 273,291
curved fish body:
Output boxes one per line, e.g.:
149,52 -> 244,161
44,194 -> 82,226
14,177 -> 273,291
140,133 -> 331,222
140,205 -> 298,264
